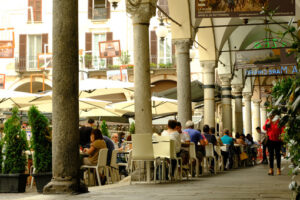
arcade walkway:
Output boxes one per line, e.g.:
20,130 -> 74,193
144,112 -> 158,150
1,162 -> 293,200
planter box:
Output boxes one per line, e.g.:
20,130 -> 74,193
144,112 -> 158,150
0,174 -> 29,193
32,172 -> 52,193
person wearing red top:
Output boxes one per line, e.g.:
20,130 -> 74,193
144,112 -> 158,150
263,114 -> 284,176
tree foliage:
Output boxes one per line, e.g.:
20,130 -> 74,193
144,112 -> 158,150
28,106 -> 52,173
2,107 -> 28,174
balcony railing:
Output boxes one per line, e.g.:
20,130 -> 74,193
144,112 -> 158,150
15,56 -> 52,72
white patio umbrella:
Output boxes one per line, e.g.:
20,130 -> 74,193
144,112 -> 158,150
0,89 -> 42,109
109,96 -> 178,115
20,98 -> 112,113
79,78 -> 134,99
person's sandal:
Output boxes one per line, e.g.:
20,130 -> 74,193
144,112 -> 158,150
277,169 -> 281,175
268,168 -> 274,176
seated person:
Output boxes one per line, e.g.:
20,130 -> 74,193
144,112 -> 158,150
184,120 -> 206,175
176,121 -> 190,166
83,129 -> 107,165
221,129 -> 234,170
111,133 -> 120,150
235,133 -> 246,145
162,120 -> 181,177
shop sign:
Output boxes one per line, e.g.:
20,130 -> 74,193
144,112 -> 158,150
99,40 -> 121,58
245,65 -> 298,76
235,48 -> 296,69
0,41 -> 14,58
196,0 -> 295,18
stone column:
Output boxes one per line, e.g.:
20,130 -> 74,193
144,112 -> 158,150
127,1 -> 156,134
44,0 -> 86,194
260,104 -> 267,128
220,75 -> 232,132
252,99 -> 261,142
201,61 -> 215,127
174,39 -> 192,127
232,85 -> 243,135
243,93 -> 252,135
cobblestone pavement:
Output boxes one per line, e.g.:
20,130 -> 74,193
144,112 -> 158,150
0,162 -> 294,200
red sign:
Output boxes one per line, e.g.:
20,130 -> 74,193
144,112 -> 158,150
99,40 -> 121,58
0,41 -> 14,58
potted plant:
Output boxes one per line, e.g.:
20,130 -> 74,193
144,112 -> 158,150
129,122 -> 135,135
28,106 -> 52,193
101,120 -> 110,137
0,107 -> 28,193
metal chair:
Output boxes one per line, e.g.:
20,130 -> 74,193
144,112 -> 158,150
130,134 -> 159,184
80,148 -> 108,186
189,142 -> 200,177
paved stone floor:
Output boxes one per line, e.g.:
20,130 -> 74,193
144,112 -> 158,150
0,162 -> 294,200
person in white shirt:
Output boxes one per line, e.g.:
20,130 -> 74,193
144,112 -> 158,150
161,119 -> 181,178
161,120 -> 181,155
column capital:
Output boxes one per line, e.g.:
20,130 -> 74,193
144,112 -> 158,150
252,99 -> 262,105
232,85 -> 243,96
242,92 -> 252,100
173,39 -> 192,54
219,74 -> 232,87
126,0 -> 157,24
201,60 -> 216,72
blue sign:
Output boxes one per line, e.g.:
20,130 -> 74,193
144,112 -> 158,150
246,65 -> 298,76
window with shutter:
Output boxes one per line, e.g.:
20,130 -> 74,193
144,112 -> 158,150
19,34 -> 27,72
28,0 -> 42,22
28,35 -> 42,70
150,31 -> 157,65
157,32 -> 172,66
42,34 -> 48,53
93,33 -> 106,69
157,0 -> 169,17
106,32 -> 113,67
88,0 -> 110,20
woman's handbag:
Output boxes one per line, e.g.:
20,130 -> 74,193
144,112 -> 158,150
240,152 -> 248,160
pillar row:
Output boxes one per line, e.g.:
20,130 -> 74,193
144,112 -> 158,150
243,93 -> 252,135
127,1 -> 156,134
174,39 -> 192,127
220,75 -> 232,132
201,61 -> 216,128
232,85 -> 243,135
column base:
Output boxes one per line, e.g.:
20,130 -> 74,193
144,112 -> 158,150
43,177 -> 88,194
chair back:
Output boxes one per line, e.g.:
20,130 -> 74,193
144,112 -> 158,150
170,140 -> 177,159
110,149 -> 119,168
156,136 -> 170,142
153,141 -> 171,159
127,150 -> 133,170
214,145 -> 222,157
97,148 -> 108,167
189,142 -> 197,160
132,134 -> 154,160
205,143 -> 214,157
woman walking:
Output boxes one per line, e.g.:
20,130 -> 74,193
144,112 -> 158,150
263,113 -> 284,175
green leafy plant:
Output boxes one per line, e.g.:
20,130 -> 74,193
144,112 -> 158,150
129,122 -> 135,135
28,106 -> 52,173
2,107 -> 28,174
101,120 -> 110,137
118,50 -> 131,65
